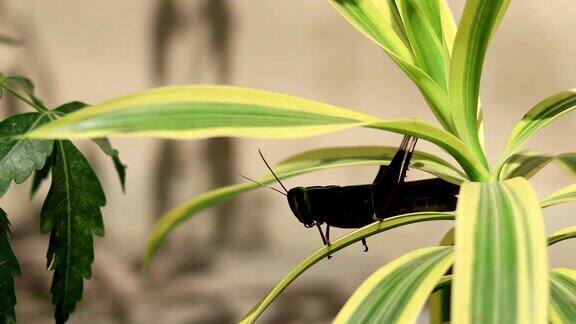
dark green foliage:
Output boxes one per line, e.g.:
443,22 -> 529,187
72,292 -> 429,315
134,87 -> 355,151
40,141 -> 106,323
30,143 -> 56,198
0,208 -> 21,324
92,138 -> 127,191
0,76 -> 46,109
53,101 -> 87,115
55,102 -> 127,191
0,113 -> 54,198
0,75 -> 125,323
0,35 -> 18,45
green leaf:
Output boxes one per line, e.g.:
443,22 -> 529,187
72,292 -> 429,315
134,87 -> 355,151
41,140 -> 106,323
395,0 -> 450,90
30,144 -> 55,198
54,101 -> 127,191
556,153 -> 576,177
449,0 -> 510,168
0,112 -> 54,198
92,139 -> 127,191
0,35 -> 18,45
23,86 -> 486,180
383,1 -> 412,51
541,184 -> 576,208
26,86 -> 379,140
498,150 -> 554,180
334,246 -> 453,323
496,90 -> 576,175
438,0 -> 456,54
452,178 -> 548,324
54,101 -> 88,115
496,151 -> 576,182
239,212 -> 455,324
327,0 -> 453,131
430,228 -> 454,324
0,75 -> 46,109
367,120 -> 489,180
277,146 -> 466,184
413,0 -> 443,41
0,208 -> 20,324
548,226 -> 576,246
549,269 -> 576,324
145,146 -> 465,265
328,0 -> 413,61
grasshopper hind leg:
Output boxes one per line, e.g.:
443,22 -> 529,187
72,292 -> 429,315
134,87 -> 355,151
361,238 -> 369,252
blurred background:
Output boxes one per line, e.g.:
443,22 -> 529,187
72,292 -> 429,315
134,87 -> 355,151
0,1 -> 575,323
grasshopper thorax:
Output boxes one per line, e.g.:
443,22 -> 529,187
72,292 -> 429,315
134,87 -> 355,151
287,187 -> 315,227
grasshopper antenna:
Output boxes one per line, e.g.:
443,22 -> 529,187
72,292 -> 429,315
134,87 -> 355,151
258,149 -> 289,194
237,174 -> 287,196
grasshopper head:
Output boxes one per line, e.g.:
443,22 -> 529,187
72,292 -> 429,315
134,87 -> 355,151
287,187 -> 314,227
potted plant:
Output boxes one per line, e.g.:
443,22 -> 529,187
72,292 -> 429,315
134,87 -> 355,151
2,0 -> 575,322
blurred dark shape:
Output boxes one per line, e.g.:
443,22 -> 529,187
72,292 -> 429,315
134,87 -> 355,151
150,0 -> 243,248
204,0 -> 232,84
151,0 -> 180,82
2,70 -> 21,116
202,0 -> 238,247
150,0 -> 182,221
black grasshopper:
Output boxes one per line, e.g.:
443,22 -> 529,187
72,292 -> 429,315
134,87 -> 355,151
248,136 -> 459,256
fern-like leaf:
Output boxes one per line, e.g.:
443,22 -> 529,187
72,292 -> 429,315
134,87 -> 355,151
40,140 -> 106,323
0,207 -> 20,323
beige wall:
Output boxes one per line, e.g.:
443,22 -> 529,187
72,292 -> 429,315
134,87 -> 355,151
1,1 -> 576,323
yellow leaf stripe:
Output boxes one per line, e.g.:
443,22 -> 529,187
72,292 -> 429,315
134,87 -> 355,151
24,85 -> 487,180
541,184 -> 576,208
335,246 -> 453,323
450,0 -> 511,168
26,86 -> 379,140
549,269 -> 576,324
548,226 -> 576,246
495,90 -> 576,177
452,178 -> 548,324
327,0 -> 453,131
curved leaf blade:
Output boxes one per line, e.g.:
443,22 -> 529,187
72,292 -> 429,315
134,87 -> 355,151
556,153 -> 576,177
0,112 -> 54,198
239,212 -> 455,324
92,138 -> 127,191
438,0 -> 456,55
498,150 -> 555,180
429,228 -> 455,324
497,151 -> 576,181
26,86 -> 379,140
548,227 -> 576,246
497,90 -> 576,172
22,85 -> 485,180
396,0 -> 450,90
327,0 -> 453,130
449,0 -> 510,168
452,178 -> 548,324
368,120 -> 489,180
334,246 -> 453,323
549,269 -> 576,324
144,146 -> 465,265
276,146 -> 466,184
328,0 -> 413,61
541,184 -> 576,208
